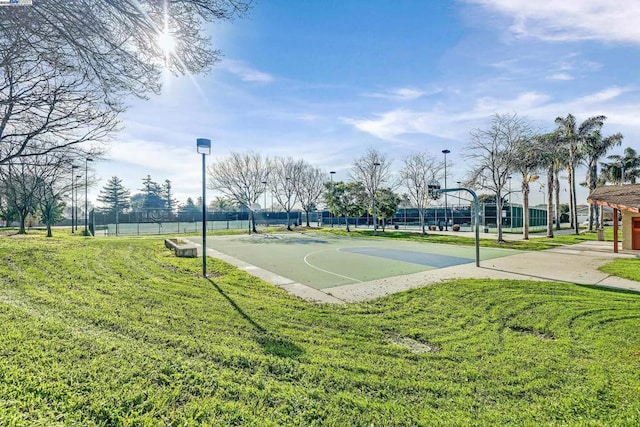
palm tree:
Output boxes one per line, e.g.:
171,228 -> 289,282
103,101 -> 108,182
602,147 -> 640,184
583,131 -> 623,230
535,132 -> 563,237
513,135 -> 544,239
554,114 -> 606,235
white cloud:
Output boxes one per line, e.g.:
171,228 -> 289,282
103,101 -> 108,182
363,87 -> 440,101
547,73 -> 573,81
466,0 -> 640,44
343,87 -> 636,142
220,59 -> 274,83
575,86 -> 628,103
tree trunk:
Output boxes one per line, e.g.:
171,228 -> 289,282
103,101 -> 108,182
546,166 -> 554,238
251,210 -> 257,233
18,213 -> 26,234
568,166 -> 574,230
345,215 -> 350,232
286,211 -> 291,231
420,209 -> 426,235
496,190 -> 504,242
598,206 -> 604,229
554,167 -> 561,230
46,223 -> 53,237
571,165 -> 579,235
587,161 -> 597,232
522,181 -> 530,240
305,209 -> 310,227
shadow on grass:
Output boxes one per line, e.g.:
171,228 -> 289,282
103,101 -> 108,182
206,278 -> 304,358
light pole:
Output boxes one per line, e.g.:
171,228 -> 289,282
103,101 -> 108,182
84,158 -> 93,236
329,171 -> 335,227
71,165 -> 78,233
442,149 -> 450,230
197,138 -> 211,278
285,177 -> 292,230
261,180 -> 268,226
373,162 -> 380,235
75,174 -> 81,232
261,181 -> 268,211
508,175 -> 512,230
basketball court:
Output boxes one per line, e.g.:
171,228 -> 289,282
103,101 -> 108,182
196,233 -> 519,290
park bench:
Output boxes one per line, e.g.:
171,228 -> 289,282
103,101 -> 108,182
164,238 -> 198,258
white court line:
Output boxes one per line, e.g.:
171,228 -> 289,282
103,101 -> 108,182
303,249 -> 363,283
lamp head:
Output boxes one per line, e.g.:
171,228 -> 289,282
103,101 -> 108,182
442,149 -> 450,155
197,138 -> 211,155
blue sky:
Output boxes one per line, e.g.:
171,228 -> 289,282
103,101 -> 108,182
93,0 -> 640,208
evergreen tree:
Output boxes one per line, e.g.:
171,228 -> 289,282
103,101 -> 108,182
139,175 -> 164,219
180,197 -> 200,220
97,176 -> 131,215
97,176 -> 131,234
161,179 -> 177,217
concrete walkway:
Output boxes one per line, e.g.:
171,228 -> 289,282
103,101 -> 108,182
186,237 -> 640,304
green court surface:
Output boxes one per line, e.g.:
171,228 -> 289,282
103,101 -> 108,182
206,233 -> 519,290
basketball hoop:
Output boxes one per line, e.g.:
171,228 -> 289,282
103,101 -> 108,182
428,182 -> 441,200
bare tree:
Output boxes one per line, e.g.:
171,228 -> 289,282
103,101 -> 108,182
34,159 -> 71,237
208,152 -> 269,233
270,157 -> 303,231
0,162 -> 40,234
1,1 -> 250,165
295,162 -> 325,227
350,148 -> 392,235
0,153 -> 75,235
465,113 -> 530,242
0,37 -> 118,165
0,1 -> 252,100
400,153 -> 442,235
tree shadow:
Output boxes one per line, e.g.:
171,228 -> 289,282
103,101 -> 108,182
206,278 -> 304,358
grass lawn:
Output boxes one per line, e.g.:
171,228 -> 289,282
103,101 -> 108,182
1,232 -> 640,425
312,226 -> 608,251
599,259 -> 640,282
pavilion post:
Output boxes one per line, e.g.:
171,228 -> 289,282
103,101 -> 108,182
613,208 -> 619,253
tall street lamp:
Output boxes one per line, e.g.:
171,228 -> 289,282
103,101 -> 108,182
261,181 -> 268,210
442,149 -> 450,231
329,171 -> 336,227
508,175 -> 512,230
75,174 -> 81,232
262,181 -> 269,227
373,162 -> 380,236
197,138 -> 211,278
84,158 -> 93,236
71,164 -> 78,233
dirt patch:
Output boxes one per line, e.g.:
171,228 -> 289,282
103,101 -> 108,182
389,335 -> 441,353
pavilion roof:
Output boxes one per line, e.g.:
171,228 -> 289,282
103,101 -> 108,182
587,184 -> 640,213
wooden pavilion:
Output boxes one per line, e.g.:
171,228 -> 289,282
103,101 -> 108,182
587,184 -> 640,253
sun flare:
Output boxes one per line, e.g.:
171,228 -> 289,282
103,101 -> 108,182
157,30 -> 176,55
